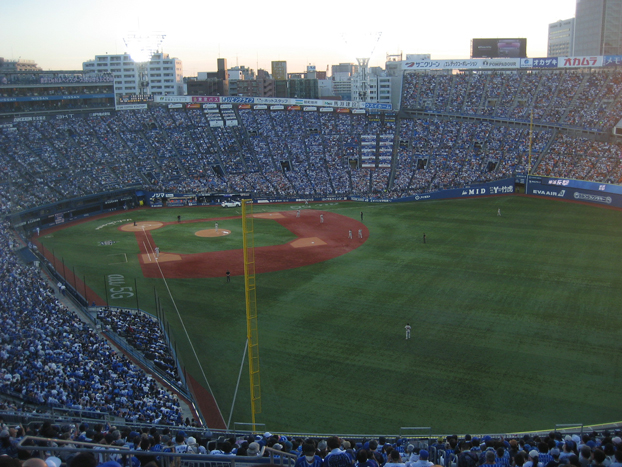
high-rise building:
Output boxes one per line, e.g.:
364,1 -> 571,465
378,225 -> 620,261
548,18 -> 575,56
574,0 -> 622,56
83,52 -> 184,98
271,61 -> 287,80
288,78 -> 318,99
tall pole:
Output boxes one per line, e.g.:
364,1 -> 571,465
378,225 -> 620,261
104,275 -> 109,305
242,199 -> 261,430
528,108 -> 533,175
134,278 -> 140,311
527,108 -> 534,194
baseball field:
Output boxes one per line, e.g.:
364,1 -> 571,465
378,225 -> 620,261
35,195 -> 622,435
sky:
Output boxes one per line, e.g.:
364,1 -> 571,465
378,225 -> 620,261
1,0 -> 577,77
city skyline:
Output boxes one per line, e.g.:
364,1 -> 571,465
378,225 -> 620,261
2,0 -> 577,77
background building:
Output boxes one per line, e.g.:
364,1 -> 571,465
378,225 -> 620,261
0,57 -> 41,72
331,63 -> 356,100
271,61 -> 287,80
288,78 -> 319,99
574,0 -> 622,56
83,52 -> 184,99
186,58 -> 229,96
548,18 -> 576,56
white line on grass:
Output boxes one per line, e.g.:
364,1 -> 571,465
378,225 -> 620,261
142,241 -> 152,262
107,253 -> 129,265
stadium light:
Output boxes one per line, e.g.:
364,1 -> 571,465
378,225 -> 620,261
340,31 -> 382,103
123,32 -> 166,98
123,32 -> 166,64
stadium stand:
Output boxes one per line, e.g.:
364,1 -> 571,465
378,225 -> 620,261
3,68 -> 622,212
2,67 -> 622,466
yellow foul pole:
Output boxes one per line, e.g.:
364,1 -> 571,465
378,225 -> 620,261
528,109 -> 533,175
241,199 -> 261,429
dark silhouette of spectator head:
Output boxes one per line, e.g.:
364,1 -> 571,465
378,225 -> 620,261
69,453 -> 97,467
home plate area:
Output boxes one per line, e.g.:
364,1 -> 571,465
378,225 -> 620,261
291,237 -> 326,248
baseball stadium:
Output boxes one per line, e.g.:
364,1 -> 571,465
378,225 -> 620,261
1,51 -> 622,467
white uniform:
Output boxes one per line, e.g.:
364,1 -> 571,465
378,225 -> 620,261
358,229 -> 362,238
348,230 -> 352,239
215,222 -> 219,232
405,324 -> 411,339
320,214 -> 324,224
155,247 -> 160,259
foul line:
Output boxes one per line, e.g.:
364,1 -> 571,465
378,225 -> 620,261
143,241 -> 153,262
141,226 -> 225,425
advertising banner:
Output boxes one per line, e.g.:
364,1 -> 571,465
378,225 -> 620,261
558,56 -> 602,68
155,96 -> 191,103
537,176 -> 622,196
604,55 -> 622,67
116,103 -> 148,111
192,96 -> 220,103
402,58 -> 520,70
526,184 -> 622,207
526,176 -> 622,208
529,57 -> 559,68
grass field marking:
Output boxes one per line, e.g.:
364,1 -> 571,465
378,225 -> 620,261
143,241 -> 153,262
151,246 -> 226,425
142,226 -> 162,261
107,253 -> 128,265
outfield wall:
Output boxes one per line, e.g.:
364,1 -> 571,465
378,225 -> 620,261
526,175 -> 622,208
11,177 -> 622,234
351,178 -> 516,203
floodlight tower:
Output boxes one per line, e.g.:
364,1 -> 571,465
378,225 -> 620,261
342,32 -> 382,102
356,57 -> 371,101
123,32 -> 166,97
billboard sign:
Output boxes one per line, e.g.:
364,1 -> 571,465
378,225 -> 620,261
559,56 -> 602,68
603,55 -> 622,67
530,57 -> 559,68
472,38 -> 527,58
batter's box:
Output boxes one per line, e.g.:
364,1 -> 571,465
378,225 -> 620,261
142,253 -> 183,263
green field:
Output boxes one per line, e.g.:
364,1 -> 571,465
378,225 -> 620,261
38,197 -> 622,435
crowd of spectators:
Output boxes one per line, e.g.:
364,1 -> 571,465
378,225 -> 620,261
0,418 -> 621,467
0,220 -> 186,425
95,308 -> 182,388
401,70 -> 622,132
1,78 -> 622,213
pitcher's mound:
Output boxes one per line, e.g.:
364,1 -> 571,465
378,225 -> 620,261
121,221 -> 164,232
195,229 -> 231,237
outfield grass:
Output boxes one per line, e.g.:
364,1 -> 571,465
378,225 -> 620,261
38,197 -> 622,435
